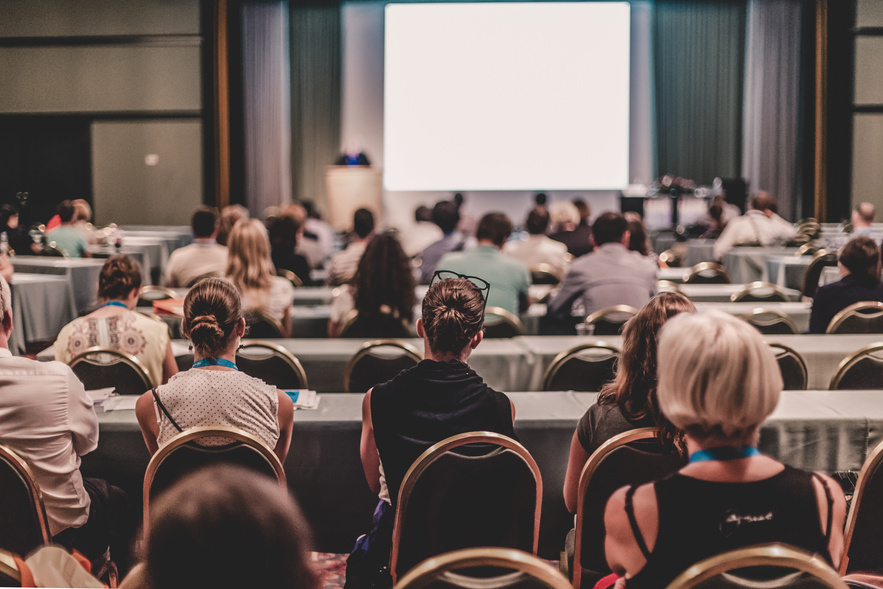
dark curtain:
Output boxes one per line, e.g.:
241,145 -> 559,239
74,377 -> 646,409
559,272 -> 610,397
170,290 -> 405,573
290,2 -> 341,206
653,0 -> 747,185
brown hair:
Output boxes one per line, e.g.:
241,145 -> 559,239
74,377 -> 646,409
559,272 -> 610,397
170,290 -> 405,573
184,277 -> 243,358
476,213 -> 513,246
421,278 -> 484,354
839,235 -> 881,283
353,232 -> 415,322
98,255 -> 143,300
597,292 -> 696,448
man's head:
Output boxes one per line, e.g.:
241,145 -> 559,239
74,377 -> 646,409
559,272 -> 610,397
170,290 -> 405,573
431,201 -> 460,234
573,199 -> 591,222
353,208 -> 375,240
476,213 -> 513,247
591,212 -> 629,246
525,207 -> 550,236
72,199 -> 91,223
853,202 -> 876,228
0,275 -> 12,339
749,191 -> 776,214
57,200 -> 76,224
192,206 -> 220,239
839,235 -> 881,282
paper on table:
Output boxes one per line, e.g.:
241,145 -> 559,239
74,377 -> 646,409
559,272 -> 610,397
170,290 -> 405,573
101,397 -> 139,411
171,342 -> 191,356
285,390 -> 320,410
87,388 -> 115,401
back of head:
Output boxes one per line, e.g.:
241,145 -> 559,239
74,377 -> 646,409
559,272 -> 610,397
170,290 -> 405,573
72,199 -> 91,223
57,200 -> 76,223
226,219 -> 274,290
549,201 -> 580,228
854,202 -> 875,225
0,275 -> 12,335
353,232 -> 415,320
353,208 -> 375,239
146,464 -> 319,589
840,235 -> 881,282
422,278 -> 485,354
625,212 -> 650,256
591,212 -> 628,246
184,277 -> 243,358
191,206 -> 220,239
525,207 -> 550,235
476,213 -> 512,246
267,214 -> 299,250
0,204 -> 17,229
415,205 -> 432,223
573,198 -> 590,221
750,191 -> 775,213
534,192 -> 547,207
657,311 -> 782,441
98,255 -> 143,300
431,201 -> 460,233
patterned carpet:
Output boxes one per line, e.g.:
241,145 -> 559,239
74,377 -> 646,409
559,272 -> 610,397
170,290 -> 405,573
313,552 -> 348,589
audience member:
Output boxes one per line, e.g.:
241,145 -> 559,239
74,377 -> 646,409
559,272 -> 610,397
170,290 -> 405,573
327,208 -> 375,286
712,192 -> 796,259
624,212 -> 652,258
701,201 -> 727,238
349,275 -> 516,588
267,209 -> 312,286
397,205 -> 444,258
549,201 -> 592,258
0,274 -> 128,563
46,200 -> 90,258
335,139 -> 371,166
574,198 -> 592,229
131,465 -> 319,589
503,206 -> 569,276
72,199 -> 98,244
453,192 -> 478,237
329,232 -> 415,337
301,200 -> 336,262
852,202 -> 876,236
563,293 -> 695,513
135,277 -> 294,463
419,200 -> 466,284
216,204 -> 249,247
164,206 -> 227,287
226,219 -> 295,337
547,212 -> 657,319
0,203 -> 38,256
603,311 -> 845,587
437,212 -> 530,315
55,255 -> 177,388
809,235 -> 883,333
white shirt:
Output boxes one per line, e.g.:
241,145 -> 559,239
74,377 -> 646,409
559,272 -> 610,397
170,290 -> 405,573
713,210 -> 797,259
326,241 -> 367,286
397,221 -> 444,258
164,240 -> 228,287
0,348 -> 98,535
503,234 -> 570,277
240,276 -> 295,326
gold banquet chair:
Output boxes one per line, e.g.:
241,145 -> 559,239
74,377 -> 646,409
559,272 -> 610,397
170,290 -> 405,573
529,264 -> 563,286
829,343 -> 883,391
583,305 -> 638,336
542,343 -> 619,392
826,302 -> 883,335
840,438 -> 883,575
768,342 -> 809,390
338,310 -> 412,339
344,339 -> 423,393
683,262 -> 731,284
730,281 -> 789,303
236,340 -> 308,390
483,307 -> 526,339
801,250 -> 838,300
244,309 -> 285,339
69,347 -> 152,395
0,444 -> 52,557
136,285 -> 178,308
394,547 -> 572,589
390,432 -> 542,583
740,309 -> 799,335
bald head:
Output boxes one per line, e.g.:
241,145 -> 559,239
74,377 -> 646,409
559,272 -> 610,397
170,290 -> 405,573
853,202 -> 875,229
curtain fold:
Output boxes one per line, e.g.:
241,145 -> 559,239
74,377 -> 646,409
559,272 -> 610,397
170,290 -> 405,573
242,1 -> 292,215
653,0 -> 746,185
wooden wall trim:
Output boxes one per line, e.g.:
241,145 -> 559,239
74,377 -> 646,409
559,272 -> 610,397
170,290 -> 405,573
214,0 -> 230,209
814,0 -> 828,221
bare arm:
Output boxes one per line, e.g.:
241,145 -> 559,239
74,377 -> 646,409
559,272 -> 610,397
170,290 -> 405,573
604,483 -> 657,578
135,392 -> 160,456
814,472 -> 847,569
161,338 -> 178,384
563,431 -> 591,514
360,388 -> 381,494
274,391 -> 295,463
280,305 -> 292,338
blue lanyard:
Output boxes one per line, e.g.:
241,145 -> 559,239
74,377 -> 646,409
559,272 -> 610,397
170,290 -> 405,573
103,301 -> 128,309
689,446 -> 761,463
192,358 -> 239,370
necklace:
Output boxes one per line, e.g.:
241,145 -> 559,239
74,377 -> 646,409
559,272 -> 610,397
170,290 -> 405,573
192,358 -> 239,370
689,446 -> 761,463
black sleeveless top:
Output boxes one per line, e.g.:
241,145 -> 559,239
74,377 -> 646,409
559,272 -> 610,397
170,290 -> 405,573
622,466 -> 834,589
370,359 -> 516,507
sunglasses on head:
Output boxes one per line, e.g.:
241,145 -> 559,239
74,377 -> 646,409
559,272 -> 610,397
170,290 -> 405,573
429,270 -> 491,314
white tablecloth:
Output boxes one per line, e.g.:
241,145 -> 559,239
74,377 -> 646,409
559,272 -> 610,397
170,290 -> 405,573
9,273 -> 77,354
10,256 -> 105,314
723,247 -> 800,283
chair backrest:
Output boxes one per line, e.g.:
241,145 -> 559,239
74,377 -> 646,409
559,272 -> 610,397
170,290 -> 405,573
584,305 -> 638,336
0,444 -> 51,556
826,301 -> 883,334
841,437 -> 883,575
390,432 -> 542,582
573,428 -> 686,589
542,343 -> 619,392
794,242 -> 821,257
0,549 -> 27,587
394,547 -> 572,589
829,343 -> 883,390
665,543 -> 848,589
767,342 -> 808,390
483,307 -> 526,338
277,268 -> 303,288
338,310 -> 413,339
142,426 -> 285,529
658,249 -> 681,268
236,340 -> 308,389
137,285 -> 178,307
42,242 -> 67,258
730,281 -> 789,303
529,264 -> 562,286
69,347 -> 152,395
802,250 -> 838,299
344,339 -> 423,393
683,262 -> 730,284
740,309 -> 798,335
244,310 -> 285,338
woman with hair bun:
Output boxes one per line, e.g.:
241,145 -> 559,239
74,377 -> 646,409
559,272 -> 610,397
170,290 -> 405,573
55,255 -> 176,388
135,277 -> 294,463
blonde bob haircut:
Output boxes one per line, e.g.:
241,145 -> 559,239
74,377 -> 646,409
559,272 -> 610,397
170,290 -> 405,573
657,310 -> 782,441
225,218 -> 276,304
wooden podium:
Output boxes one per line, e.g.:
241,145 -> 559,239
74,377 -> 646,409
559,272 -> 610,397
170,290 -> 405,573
325,166 -> 383,231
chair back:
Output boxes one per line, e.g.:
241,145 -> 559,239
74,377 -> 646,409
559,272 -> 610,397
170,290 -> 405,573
338,310 -> 412,339
277,268 -> 303,288
344,339 -> 423,393
768,343 -> 808,390
42,242 -> 67,257
584,305 -> 638,336
829,343 -> 883,390
801,250 -> 838,299
841,437 -> 883,575
683,262 -> 730,284
542,343 -> 619,392
390,432 -> 542,583
529,264 -> 562,286
740,309 -> 798,335
665,543 -> 847,589
658,249 -> 681,268
573,428 -> 685,589
236,340 -> 308,389
137,285 -> 178,308
394,547 -> 572,589
730,281 -> 789,303
0,444 -> 51,556
0,549 -> 28,587
69,347 -> 152,395
244,310 -> 285,338
826,301 -> 883,334
142,426 -> 285,529
483,307 -> 526,338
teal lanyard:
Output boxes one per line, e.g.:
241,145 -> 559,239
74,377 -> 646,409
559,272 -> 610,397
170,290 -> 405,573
192,358 -> 239,370
103,301 -> 128,309
689,446 -> 761,463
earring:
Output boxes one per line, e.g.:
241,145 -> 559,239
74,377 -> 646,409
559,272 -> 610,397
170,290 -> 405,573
188,343 -> 193,351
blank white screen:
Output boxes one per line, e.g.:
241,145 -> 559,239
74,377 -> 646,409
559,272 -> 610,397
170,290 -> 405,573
384,2 -> 630,191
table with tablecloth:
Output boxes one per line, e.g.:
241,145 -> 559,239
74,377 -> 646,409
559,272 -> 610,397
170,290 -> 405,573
10,256 -> 106,315
86,245 -> 151,284
8,273 -> 77,354
722,247 -> 800,283
118,226 -> 193,253
685,238 -> 717,267
766,254 -> 841,291
693,301 -> 812,333
663,283 -> 802,303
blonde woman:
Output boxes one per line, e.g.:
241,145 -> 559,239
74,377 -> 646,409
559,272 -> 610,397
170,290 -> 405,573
226,219 -> 294,337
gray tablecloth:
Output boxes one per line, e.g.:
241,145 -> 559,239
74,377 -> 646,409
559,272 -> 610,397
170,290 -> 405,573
693,301 -> 812,333
119,226 -> 193,253
722,247 -> 800,284
672,283 -> 801,303
685,239 -> 717,267
10,257 -> 105,315
87,245 -> 151,284
9,273 -> 77,354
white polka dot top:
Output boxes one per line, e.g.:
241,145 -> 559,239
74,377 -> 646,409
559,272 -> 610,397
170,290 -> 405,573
153,369 -> 280,451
